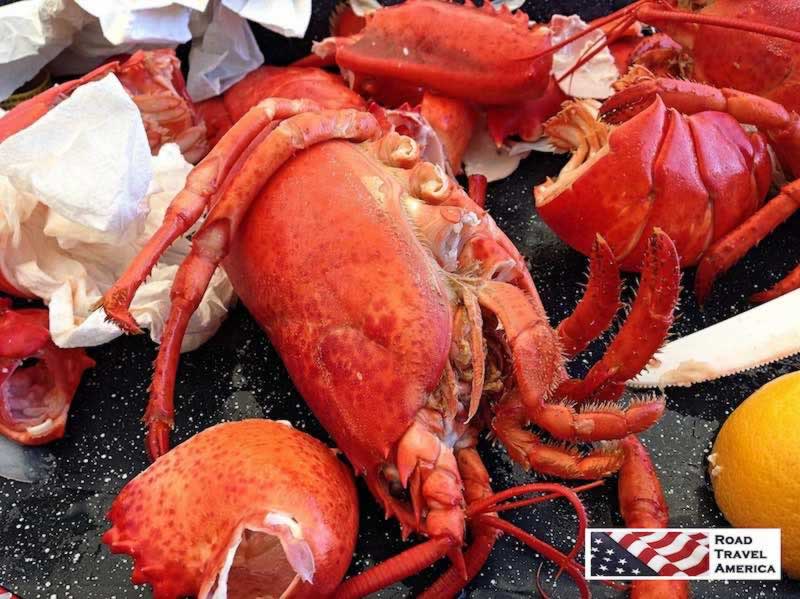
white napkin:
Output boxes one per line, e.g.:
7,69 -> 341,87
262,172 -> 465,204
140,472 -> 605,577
0,0 -> 311,102
0,0 -> 90,101
74,0 -> 205,46
550,14 -> 619,100
0,74 -> 234,352
221,0 -> 310,38
186,0 -> 264,102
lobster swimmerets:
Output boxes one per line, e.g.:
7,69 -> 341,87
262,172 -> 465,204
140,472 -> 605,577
101,99 -> 680,595
535,68 -> 800,303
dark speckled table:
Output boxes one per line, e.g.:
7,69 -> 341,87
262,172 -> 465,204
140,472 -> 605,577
1,1 -> 800,597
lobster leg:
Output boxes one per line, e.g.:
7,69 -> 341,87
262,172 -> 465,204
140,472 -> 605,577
557,235 -> 622,358
695,181 -> 800,303
142,107 -> 382,458
492,390 -> 624,479
339,442 -> 594,599
555,229 -> 680,404
476,278 -> 664,443
619,435 -> 690,599
101,98 -> 324,333
752,263 -> 800,303
467,174 -> 487,208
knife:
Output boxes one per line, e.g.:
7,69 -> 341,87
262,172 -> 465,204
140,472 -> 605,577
629,288 -> 800,388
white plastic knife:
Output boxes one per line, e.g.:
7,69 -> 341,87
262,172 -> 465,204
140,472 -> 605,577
629,288 -> 800,388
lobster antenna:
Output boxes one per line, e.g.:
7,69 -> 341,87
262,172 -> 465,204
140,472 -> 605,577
479,514 -> 591,599
470,479 -> 603,514
521,0 -> 647,62
558,12 -> 641,87
335,538 -> 453,599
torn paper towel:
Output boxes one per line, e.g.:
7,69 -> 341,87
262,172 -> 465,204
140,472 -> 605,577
222,0 -> 311,38
1,0 -> 310,102
74,0 -> 206,46
463,116 -> 529,183
187,0 -> 264,102
551,14 -> 619,100
0,74 -> 234,352
0,0 -> 90,101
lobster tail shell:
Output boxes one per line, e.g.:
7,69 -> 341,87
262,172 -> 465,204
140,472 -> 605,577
103,420 -> 358,599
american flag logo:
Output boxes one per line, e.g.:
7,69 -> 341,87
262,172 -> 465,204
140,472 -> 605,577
588,530 -> 710,579
0,586 -> 17,599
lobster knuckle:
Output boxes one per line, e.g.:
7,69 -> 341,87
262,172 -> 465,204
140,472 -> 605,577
377,131 -> 420,168
396,417 -> 443,487
410,161 -> 450,203
538,404 -> 581,440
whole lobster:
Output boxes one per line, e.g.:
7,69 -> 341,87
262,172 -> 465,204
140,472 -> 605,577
0,49 -> 208,163
0,299 -> 94,445
100,98 -> 681,596
535,67 -> 800,303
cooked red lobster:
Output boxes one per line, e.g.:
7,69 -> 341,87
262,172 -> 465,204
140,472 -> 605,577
99,98 -> 680,595
0,299 -> 94,445
104,419 -> 360,598
535,68 -> 800,303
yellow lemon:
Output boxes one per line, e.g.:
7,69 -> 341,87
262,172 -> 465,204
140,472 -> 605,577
709,370 -> 800,579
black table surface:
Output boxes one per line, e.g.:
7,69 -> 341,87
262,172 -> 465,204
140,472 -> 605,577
1,1 -> 800,597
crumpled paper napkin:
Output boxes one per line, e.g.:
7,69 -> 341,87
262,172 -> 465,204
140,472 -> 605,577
0,0 -> 312,104
0,0 -> 90,101
0,74 -> 234,351
551,14 -> 619,99
186,0 -> 264,101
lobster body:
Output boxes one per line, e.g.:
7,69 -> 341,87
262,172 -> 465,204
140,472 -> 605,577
102,100 -> 680,596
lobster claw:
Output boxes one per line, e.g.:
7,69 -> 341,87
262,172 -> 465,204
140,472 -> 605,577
104,420 -> 359,599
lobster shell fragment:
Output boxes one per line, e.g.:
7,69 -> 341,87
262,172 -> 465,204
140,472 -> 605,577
103,419 -> 359,599
0,299 -> 94,445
